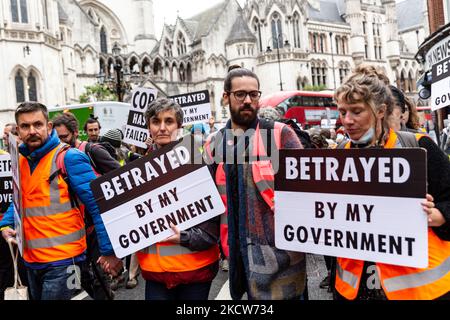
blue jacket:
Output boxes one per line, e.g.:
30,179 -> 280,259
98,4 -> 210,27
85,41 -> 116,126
0,130 -> 114,257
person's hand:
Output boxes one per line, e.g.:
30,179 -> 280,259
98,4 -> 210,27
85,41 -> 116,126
97,255 -> 123,277
422,194 -> 446,227
1,228 -> 17,245
145,137 -> 154,147
164,224 -> 181,244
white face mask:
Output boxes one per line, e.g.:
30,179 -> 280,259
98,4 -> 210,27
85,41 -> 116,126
351,127 -> 375,145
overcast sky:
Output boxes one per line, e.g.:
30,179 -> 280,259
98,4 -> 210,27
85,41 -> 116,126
153,0 -> 246,37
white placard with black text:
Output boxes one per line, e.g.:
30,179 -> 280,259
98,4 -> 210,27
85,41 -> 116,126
275,149 -> 428,269
123,87 -> 158,148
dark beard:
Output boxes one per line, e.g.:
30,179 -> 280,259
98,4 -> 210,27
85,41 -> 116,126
229,103 -> 257,128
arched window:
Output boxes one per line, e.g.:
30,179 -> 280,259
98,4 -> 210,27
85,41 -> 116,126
164,39 -> 172,57
339,63 -> 350,84
186,63 -> 192,82
341,37 -> 347,55
271,12 -> 283,49
335,36 -> 340,55
153,59 -> 163,78
253,18 -> 262,52
311,64 -> 317,86
15,71 -> 25,103
11,0 -> 28,23
319,34 -> 325,53
321,65 -> 327,86
400,71 -> 407,92
292,12 -> 301,48
177,33 -> 187,56
100,27 -> 108,54
28,73 -> 37,101
42,0 -> 49,29
179,64 -> 186,82
312,33 -> 317,52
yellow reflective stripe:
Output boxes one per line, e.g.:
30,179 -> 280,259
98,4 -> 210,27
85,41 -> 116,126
255,180 -> 274,192
26,202 -> 74,218
337,263 -> 359,289
140,245 -> 157,255
220,213 -> 228,225
26,144 -> 73,218
27,228 -> 85,249
383,256 -> 450,293
217,185 -> 227,195
158,245 -> 196,257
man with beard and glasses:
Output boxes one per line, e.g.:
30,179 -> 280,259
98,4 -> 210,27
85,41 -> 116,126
204,67 -> 307,300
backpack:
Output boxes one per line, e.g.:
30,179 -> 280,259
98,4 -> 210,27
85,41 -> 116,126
277,118 -> 315,149
395,131 -> 420,148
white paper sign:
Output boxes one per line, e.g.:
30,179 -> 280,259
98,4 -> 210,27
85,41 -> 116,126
91,138 -> 225,258
8,133 -> 23,255
169,90 -> 211,127
275,192 -> 428,268
123,87 -> 158,148
275,149 -> 428,269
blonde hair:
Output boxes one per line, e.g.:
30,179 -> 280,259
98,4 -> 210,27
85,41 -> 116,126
335,65 -> 394,135
404,96 -> 420,130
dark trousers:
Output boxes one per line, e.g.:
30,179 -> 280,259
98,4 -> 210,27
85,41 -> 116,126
145,280 -> 212,301
80,228 -> 114,300
27,263 -> 83,300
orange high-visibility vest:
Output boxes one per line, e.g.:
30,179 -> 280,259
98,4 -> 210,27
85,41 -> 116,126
21,144 -> 86,264
137,242 -> 219,273
336,130 -> 450,300
204,122 -> 284,258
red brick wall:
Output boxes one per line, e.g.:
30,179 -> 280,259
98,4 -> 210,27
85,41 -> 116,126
428,0 -> 445,33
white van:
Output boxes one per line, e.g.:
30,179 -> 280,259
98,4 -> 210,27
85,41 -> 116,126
48,101 -> 131,140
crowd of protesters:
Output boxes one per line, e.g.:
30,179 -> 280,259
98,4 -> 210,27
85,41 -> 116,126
0,64 -> 449,301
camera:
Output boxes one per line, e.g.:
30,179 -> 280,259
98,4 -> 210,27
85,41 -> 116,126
417,71 -> 432,100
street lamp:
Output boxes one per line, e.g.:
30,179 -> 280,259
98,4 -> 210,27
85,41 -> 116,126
112,43 -> 125,102
97,43 -> 133,102
329,32 -> 337,90
266,35 -> 290,91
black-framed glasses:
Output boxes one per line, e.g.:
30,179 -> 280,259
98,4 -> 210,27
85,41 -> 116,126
227,90 -> 262,102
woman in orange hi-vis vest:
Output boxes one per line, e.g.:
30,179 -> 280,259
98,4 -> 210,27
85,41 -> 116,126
136,98 -> 220,300
333,65 -> 450,300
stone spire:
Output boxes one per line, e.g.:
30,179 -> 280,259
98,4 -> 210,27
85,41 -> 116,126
382,0 -> 400,68
344,0 -> 365,66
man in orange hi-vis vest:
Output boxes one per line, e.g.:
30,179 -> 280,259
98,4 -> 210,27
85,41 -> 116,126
0,102 -> 123,300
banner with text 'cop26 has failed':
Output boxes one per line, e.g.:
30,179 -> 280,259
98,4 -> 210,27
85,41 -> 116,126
123,87 -> 158,149
90,137 -> 225,258
275,149 -> 428,269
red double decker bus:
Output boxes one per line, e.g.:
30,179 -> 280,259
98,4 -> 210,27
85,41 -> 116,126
259,91 -> 339,129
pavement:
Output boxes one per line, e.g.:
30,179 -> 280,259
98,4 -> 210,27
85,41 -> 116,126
78,254 -> 333,300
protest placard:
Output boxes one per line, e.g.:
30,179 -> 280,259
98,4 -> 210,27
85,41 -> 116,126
123,87 -> 158,148
8,133 -> 23,255
91,137 -> 225,258
0,154 -> 12,215
169,90 -> 211,127
275,149 -> 428,268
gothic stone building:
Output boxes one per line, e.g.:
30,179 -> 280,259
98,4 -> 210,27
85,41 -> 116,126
0,0 -> 429,127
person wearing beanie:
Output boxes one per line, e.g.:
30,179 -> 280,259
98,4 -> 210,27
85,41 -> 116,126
101,129 -> 123,149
